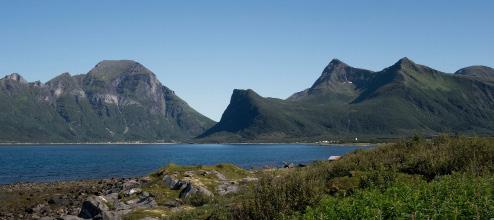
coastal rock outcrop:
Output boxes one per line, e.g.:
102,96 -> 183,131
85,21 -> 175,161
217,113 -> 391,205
163,175 -> 186,190
0,164 -> 259,220
78,195 -> 119,220
179,183 -> 213,199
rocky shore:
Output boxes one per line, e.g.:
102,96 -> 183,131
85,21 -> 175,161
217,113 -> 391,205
0,164 -> 262,220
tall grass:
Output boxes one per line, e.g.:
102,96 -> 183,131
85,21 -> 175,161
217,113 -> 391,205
303,174 -> 494,219
231,170 -> 324,220
227,136 -> 494,220
168,136 -> 494,219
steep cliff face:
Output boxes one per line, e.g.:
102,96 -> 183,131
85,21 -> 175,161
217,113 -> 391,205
199,58 -> 494,142
0,60 -> 215,143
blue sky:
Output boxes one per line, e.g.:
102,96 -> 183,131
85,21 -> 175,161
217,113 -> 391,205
1,0 -> 493,121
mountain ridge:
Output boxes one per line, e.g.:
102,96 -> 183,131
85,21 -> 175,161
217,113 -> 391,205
455,65 -> 494,82
198,57 -> 494,142
0,60 -> 215,143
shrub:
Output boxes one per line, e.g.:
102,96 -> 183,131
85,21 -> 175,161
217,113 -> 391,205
303,173 -> 494,219
322,136 -> 494,180
184,193 -> 214,207
224,136 -> 494,219
233,168 -> 324,220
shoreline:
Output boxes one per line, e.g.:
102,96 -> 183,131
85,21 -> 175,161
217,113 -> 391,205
0,175 -> 143,187
0,163 -> 268,219
0,142 -> 375,146
0,159 -> 321,186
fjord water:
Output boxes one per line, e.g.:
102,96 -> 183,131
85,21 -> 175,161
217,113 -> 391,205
0,144 -> 367,184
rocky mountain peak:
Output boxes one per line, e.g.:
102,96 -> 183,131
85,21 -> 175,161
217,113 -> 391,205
87,60 -> 154,82
313,59 -> 351,84
398,56 -> 413,63
60,72 -> 71,77
288,59 -> 374,101
3,73 -> 27,83
322,59 -> 350,75
94,60 -> 140,69
328,58 -> 347,67
311,58 -> 372,89
231,89 -> 261,102
0,60 -> 215,142
31,81 -> 44,87
84,59 -> 163,102
47,72 -> 72,83
392,57 -> 419,69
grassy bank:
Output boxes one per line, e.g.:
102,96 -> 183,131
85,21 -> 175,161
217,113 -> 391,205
170,136 -> 494,219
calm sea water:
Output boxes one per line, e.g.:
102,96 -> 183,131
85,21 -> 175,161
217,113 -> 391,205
0,144 -> 368,184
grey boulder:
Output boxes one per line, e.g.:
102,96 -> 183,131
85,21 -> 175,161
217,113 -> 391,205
78,195 -> 120,220
179,183 -> 213,199
163,175 -> 187,190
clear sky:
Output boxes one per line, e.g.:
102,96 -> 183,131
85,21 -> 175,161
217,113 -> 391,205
1,0 -> 493,121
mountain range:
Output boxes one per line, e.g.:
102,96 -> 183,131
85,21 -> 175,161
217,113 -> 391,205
199,58 -> 494,142
0,60 -> 214,143
2,58 -> 494,143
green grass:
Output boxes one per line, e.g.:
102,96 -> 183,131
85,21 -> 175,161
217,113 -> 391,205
123,136 -> 494,219
158,163 -> 249,180
183,136 -> 494,220
124,208 -> 172,220
304,174 -> 494,219
139,175 -> 181,206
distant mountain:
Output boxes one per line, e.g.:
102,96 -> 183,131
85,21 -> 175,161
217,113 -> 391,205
0,60 -> 214,143
455,65 -> 494,82
199,58 -> 494,142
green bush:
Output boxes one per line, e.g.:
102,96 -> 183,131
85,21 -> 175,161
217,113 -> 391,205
303,173 -> 494,219
227,136 -> 494,219
232,169 -> 324,220
321,136 -> 494,180
184,193 -> 214,207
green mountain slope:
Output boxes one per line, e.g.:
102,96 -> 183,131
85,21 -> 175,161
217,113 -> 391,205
455,65 -> 494,82
199,58 -> 494,142
0,60 -> 215,143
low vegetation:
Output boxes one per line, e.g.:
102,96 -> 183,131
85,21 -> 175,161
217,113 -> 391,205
3,136 -> 492,219
170,136 -> 494,219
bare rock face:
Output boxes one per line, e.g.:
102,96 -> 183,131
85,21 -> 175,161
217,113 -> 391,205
46,72 -> 85,100
77,189 -> 157,220
84,60 -> 166,115
163,175 -> 180,189
162,169 -> 252,198
4,73 -> 27,83
179,183 -> 213,199
122,179 -> 140,190
78,195 -> 120,220
163,173 -> 214,199
126,188 -> 142,196
124,196 -> 157,209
